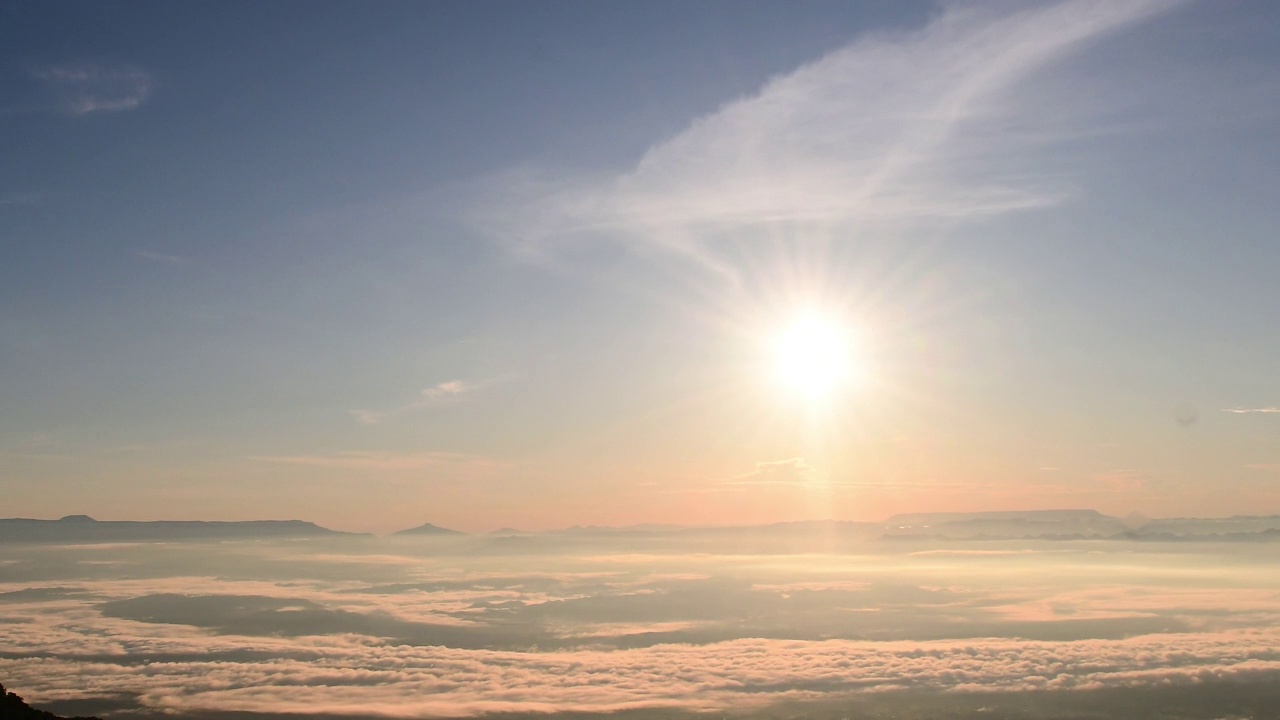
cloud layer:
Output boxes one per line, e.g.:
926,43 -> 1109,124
3,534 -> 1280,718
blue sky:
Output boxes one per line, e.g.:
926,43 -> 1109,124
2,0 -> 1279,532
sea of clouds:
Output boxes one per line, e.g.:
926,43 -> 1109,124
3,533 -> 1279,718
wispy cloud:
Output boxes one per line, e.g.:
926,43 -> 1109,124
723,458 -> 815,487
420,380 -> 469,400
250,450 -> 502,474
133,249 -> 191,265
31,62 -> 153,115
466,0 -> 1182,278
1222,407 -> 1280,414
351,379 -> 486,425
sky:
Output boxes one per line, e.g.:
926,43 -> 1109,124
2,0 -> 1280,533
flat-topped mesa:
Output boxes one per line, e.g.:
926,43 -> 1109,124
886,509 -> 1112,526
0,517 -> 352,543
878,510 -> 1124,540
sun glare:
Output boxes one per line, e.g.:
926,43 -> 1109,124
772,313 -> 858,401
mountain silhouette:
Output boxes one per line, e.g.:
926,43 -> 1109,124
393,522 -> 465,536
0,516 -> 354,543
0,682 -> 100,720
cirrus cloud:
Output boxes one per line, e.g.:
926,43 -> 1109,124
31,62 -> 153,115
351,379 -> 493,426
465,0 -> 1185,279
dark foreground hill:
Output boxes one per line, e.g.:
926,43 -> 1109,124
0,515 -> 353,543
1,683 -> 100,720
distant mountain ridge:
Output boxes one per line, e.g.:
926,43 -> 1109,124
542,512 -> 1280,544
877,509 -> 1280,541
7,511 -> 1280,545
0,515 -> 354,544
393,522 -> 465,536
886,509 -> 1109,525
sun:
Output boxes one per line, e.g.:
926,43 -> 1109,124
772,312 -> 859,401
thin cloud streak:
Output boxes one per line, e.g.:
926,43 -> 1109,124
250,450 -> 505,475
31,62 -> 153,115
421,380 -> 468,400
351,380 -> 485,425
465,0 -> 1183,277
1222,407 -> 1280,414
722,457 -> 815,487
134,249 -> 191,265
